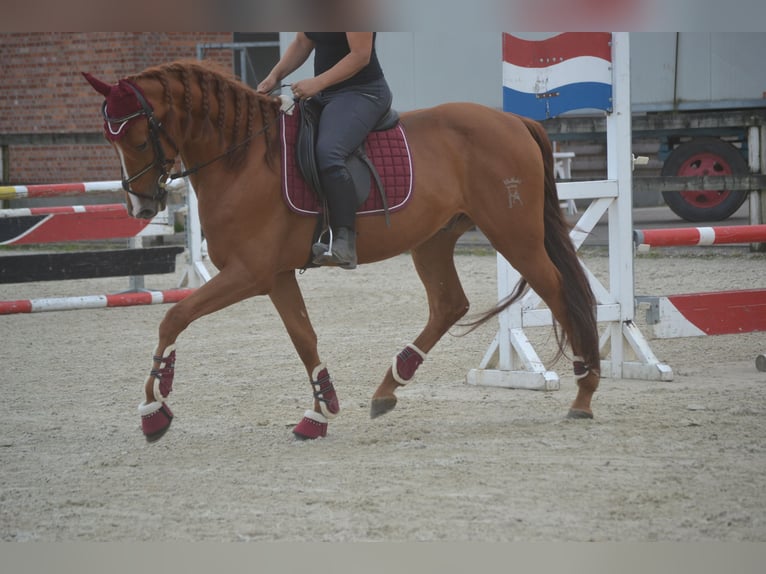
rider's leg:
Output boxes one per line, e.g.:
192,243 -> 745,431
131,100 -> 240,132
312,79 -> 392,269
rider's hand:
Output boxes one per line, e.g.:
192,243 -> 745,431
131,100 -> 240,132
257,75 -> 278,94
291,78 -> 323,100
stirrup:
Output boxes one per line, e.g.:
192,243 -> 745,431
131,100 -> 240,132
312,227 -> 334,261
312,228 -> 357,269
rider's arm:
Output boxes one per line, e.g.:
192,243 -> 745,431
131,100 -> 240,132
257,33 -> 315,91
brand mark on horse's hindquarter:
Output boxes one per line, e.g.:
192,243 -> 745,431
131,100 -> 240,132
503,177 -> 523,208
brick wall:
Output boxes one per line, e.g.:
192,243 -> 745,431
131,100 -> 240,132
0,32 -> 233,184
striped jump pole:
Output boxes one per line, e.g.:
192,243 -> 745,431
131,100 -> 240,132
0,177 -> 208,313
634,225 -> 766,338
0,204 -> 129,217
634,224 -> 766,249
0,179 -> 185,246
0,179 -> 185,200
0,181 -> 120,200
0,288 -> 195,315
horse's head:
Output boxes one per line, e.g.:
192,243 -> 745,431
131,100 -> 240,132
83,72 -> 176,219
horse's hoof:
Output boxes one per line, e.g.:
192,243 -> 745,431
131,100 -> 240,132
145,423 -> 172,443
566,408 -> 594,420
139,401 -> 174,442
370,396 -> 397,419
292,410 -> 328,440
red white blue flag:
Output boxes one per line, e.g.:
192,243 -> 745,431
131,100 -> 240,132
502,33 -> 613,120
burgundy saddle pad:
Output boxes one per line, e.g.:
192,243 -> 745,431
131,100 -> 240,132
280,108 -> 414,217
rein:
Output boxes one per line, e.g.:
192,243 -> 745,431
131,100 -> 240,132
104,82 -> 287,201
166,112 -> 280,182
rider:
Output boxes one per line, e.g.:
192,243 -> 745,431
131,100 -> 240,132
257,32 -> 392,269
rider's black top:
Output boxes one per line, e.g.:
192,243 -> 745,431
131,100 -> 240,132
304,32 -> 383,92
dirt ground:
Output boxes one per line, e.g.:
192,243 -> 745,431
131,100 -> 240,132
1,245 -> 764,542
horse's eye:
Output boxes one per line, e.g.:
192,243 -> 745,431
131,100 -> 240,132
136,141 -> 149,151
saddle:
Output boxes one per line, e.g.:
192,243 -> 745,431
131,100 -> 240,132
295,98 -> 400,226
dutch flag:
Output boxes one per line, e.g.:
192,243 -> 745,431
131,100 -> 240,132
502,32 -> 613,120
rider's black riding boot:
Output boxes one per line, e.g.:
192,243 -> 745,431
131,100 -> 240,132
313,166 -> 357,269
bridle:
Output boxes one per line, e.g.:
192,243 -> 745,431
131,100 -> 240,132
102,83 -> 178,202
103,82 -> 287,203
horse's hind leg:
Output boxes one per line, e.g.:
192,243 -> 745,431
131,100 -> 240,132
371,220 -> 472,418
268,270 -> 340,439
496,243 -> 599,418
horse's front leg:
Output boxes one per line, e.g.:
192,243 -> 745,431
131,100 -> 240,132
269,270 -> 340,440
140,265 -> 263,442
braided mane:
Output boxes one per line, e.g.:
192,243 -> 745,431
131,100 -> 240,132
129,59 -> 279,169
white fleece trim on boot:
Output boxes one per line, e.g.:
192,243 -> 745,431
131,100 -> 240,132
302,409 -> 328,424
311,363 -> 327,381
151,344 -> 176,402
152,344 -> 176,359
572,355 -> 589,380
392,343 -> 427,385
138,401 -> 164,416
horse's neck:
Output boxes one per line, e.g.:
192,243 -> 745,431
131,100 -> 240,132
168,85 -> 277,178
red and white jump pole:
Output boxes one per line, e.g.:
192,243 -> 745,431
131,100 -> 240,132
634,224 -> 766,339
0,181 -> 127,200
0,288 -> 195,315
0,178 -> 209,314
634,224 -> 766,249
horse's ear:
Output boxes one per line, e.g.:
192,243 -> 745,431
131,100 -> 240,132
82,72 -> 113,97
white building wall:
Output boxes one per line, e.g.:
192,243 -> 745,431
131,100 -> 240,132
279,32 -> 766,113
279,32 -> 503,111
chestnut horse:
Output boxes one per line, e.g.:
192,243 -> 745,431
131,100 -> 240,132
83,60 -> 599,442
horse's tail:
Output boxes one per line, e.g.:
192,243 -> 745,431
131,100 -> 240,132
465,117 -> 600,372
522,117 -> 599,369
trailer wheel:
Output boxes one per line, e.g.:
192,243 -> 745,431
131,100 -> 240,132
661,137 -> 749,222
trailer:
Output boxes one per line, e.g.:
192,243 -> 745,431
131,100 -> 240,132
368,32 -> 766,223
532,32 -> 766,223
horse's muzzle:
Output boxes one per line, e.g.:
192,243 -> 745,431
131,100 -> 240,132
136,206 -> 158,219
